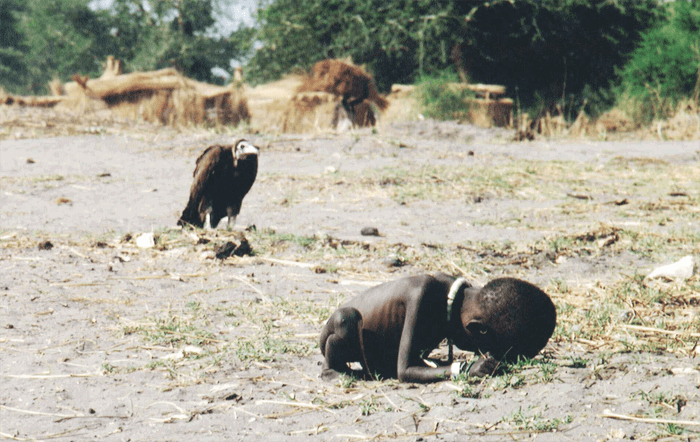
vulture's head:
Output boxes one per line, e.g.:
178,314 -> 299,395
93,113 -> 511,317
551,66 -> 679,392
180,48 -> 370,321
235,139 -> 259,161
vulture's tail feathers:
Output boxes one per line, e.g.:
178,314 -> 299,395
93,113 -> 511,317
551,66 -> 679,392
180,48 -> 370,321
178,201 -> 202,228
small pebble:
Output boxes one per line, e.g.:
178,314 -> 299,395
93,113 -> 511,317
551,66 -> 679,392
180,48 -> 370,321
382,255 -> 404,268
360,227 -> 380,236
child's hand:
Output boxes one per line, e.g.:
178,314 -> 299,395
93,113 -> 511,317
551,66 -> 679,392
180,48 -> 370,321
467,353 -> 499,377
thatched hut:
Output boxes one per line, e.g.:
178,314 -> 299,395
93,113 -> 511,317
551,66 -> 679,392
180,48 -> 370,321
0,57 -> 249,127
58,58 -> 249,126
292,59 -> 389,131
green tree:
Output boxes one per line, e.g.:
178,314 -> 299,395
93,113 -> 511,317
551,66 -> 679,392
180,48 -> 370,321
457,0 -> 659,115
3,0 -> 252,93
19,0 -> 115,94
246,0 -> 469,91
617,0 -> 700,121
0,0 -> 28,93
245,0 -> 659,113
107,0 -> 253,84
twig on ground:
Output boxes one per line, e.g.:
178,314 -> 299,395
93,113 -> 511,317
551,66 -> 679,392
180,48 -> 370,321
255,399 -> 336,414
601,410 -> 700,426
259,257 -> 316,268
619,324 -> 700,338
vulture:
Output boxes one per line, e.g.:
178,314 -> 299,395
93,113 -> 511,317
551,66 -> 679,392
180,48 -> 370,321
178,139 -> 259,229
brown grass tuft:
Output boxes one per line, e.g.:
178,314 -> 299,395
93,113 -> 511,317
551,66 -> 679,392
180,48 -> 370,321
653,99 -> 700,140
595,109 -> 637,134
281,92 -> 339,133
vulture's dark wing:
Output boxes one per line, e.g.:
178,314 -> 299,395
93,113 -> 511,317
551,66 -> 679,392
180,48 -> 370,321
178,145 -> 227,227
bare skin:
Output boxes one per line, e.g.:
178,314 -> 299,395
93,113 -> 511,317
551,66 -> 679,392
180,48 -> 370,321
319,273 -> 556,383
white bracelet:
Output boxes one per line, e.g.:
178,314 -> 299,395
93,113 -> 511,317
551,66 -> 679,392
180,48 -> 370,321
450,361 -> 464,379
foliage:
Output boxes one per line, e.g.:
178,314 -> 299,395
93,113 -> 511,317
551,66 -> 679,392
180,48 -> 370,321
616,0 -> 700,121
416,72 -> 474,121
245,0 -> 660,114
104,0 -> 254,84
2,0 -> 252,94
245,0 -> 472,91
456,0 -> 660,116
18,0 -> 116,94
0,0 -> 29,93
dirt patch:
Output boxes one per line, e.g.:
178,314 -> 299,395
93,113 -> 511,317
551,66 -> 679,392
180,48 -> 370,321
1,108 -> 699,441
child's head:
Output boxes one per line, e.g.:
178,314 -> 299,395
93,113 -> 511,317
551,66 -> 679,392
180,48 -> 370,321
457,278 -> 556,361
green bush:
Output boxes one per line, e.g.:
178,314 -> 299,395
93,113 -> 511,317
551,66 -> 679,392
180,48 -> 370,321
245,0 -> 659,119
0,0 -> 28,94
457,0 -> 659,117
416,72 -> 475,121
616,0 -> 700,122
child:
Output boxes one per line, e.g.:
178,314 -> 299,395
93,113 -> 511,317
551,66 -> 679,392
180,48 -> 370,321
320,273 -> 556,383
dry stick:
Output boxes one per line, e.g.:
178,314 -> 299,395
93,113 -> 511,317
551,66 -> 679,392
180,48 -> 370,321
186,283 -> 241,296
55,413 -> 130,423
288,425 -> 329,436
601,411 -> 700,427
268,379 -> 312,390
258,256 -> 316,268
577,338 -> 604,348
158,329 -> 225,344
448,261 -> 468,276
66,247 -> 89,259
116,272 -> 210,280
619,324 -> 700,338
338,279 -> 380,287
376,387 -> 405,413
263,408 -> 310,420
336,430 -> 440,441
334,433 -> 371,440
146,401 -> 187,414
4,371 -> 101,379
0,405 -> 73,418
255,400 -> 337,415
0,428 -> 85,441
0,432 -> 27,441
230,405 -> 264,419
432,416 -> 490,430
229,275 -> 272,303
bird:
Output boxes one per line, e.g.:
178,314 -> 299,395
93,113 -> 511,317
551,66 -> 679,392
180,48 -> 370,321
178,139 -> 259,230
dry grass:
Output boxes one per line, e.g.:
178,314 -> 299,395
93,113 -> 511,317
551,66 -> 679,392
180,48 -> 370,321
258,157 -> 699,210
244,61 -> 397,134
296,59 -> 389,112
513,96 -> 699,141
652,99 -> 700,141
60,69 -> 250,127
2,57 -> 250,128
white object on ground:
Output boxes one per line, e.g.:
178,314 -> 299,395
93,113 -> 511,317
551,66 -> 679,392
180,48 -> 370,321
646,255 -> 695,280
136,232 -> 155,249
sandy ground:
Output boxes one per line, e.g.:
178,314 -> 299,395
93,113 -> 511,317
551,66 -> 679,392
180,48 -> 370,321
1,113 -> 699,441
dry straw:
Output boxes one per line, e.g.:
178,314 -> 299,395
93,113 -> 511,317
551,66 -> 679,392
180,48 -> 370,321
1,56 -> 252,127
246,59 -> 390,134
60,65 -> 249,127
